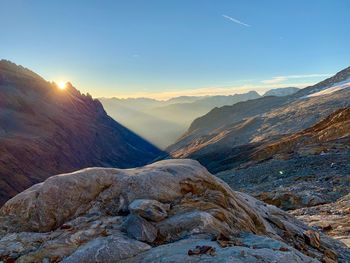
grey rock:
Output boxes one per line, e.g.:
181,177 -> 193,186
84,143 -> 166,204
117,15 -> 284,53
123,215 -> 158,243
129,199 -> 168,222
61,234 -> 151,263
0,159 -> 348,262
122,234 -> 319,263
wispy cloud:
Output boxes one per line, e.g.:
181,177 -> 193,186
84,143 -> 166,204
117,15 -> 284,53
222,14 -> 251,27
262,74 -> 331,84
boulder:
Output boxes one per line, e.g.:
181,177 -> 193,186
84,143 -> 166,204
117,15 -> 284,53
0,159 -> 349,262
129,199 -> 168,222
123,215 -> 157,243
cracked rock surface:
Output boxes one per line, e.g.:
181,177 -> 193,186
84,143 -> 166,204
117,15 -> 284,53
0,159 -> 349,262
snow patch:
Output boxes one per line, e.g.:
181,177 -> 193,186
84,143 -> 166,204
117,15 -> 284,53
302,77 -> 350,99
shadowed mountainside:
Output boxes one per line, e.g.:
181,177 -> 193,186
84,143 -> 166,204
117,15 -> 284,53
0,60 -> 161,205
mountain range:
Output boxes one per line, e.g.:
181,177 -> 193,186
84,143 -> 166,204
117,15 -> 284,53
167,66 -> 350,173
100,88 -> 299,149
0,60 -> 161,205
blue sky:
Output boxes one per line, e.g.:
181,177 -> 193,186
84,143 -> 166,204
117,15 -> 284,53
1,0 -> 350,99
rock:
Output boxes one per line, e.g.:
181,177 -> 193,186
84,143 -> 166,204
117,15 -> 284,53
129,199 -> 168,222
123,215 -> 157,243
61,234 -> 151,263
218,153 -> 350,211
0,160 -> 349,262
188,245 -> 216,256
121,234 -> 320,263
304,230 -> 321,249
291,194 -> 350,248
257,191 -> 327,210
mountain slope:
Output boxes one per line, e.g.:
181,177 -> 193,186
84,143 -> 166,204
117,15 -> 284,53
217,106 -> 350,210
0,60 -> 161,205
167,66 -> 350,173
263,87 -> 299,97
251,106 -> 350,163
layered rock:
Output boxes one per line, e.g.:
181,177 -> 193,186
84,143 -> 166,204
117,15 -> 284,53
0,160 -> 349,262
292,194 -> 350,248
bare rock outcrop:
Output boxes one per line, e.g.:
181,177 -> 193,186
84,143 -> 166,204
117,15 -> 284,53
0,159 -> 349,262
292,194 -> 350,248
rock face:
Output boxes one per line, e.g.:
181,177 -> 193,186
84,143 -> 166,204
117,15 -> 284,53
0,60 -> 161,205
0,159 -> 349,262
291,194 -> 350,248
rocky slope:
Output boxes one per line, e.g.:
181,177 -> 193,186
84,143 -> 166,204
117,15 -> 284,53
0,60 -> 161,205
250,106 -> 350,164
167,66 -> 350,173
217,106 -> 350,210
292,194 -> 350,248
0,159 -> 349,262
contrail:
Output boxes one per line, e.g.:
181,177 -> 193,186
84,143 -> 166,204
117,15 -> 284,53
222,14 -> 251,27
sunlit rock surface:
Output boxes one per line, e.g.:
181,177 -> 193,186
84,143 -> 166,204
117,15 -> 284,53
0,160 -> 349,262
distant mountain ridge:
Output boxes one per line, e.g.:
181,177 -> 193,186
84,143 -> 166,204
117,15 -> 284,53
263,87 -> 299,97
0,60 -> 161,205
100,88 -> 298,149
100,91 -> 261,148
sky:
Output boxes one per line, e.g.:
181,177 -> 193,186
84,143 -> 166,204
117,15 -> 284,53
1,0 -> 350,100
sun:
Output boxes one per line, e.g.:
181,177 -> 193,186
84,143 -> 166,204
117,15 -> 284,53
58,81 -> 67,90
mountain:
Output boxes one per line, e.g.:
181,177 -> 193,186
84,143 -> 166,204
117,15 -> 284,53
100,91 -> 261,148
263,87 -> 299,97
167,66 -> 350,173
217,106 -> 350,210
0,60 -> 161,205
0,159 -> 348,262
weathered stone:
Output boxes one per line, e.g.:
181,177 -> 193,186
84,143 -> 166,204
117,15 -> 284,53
0,160 -> 349,262
123,215 -> 157,243
61,234 -> 151,263
304,230 -> 321,249
292,194 -> 350,248
121,234 -> 320,263
129,199 -> 168,222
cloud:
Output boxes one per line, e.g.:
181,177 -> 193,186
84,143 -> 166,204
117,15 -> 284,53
222,14 -> 251,27
262,74 -> 331,84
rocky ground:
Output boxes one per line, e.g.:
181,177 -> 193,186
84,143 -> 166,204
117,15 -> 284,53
292,194 -> 350,248
0,159 -> 349,262
217,152 -> 350,210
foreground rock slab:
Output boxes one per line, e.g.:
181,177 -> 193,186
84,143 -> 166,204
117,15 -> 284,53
0,159 -> 349,262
